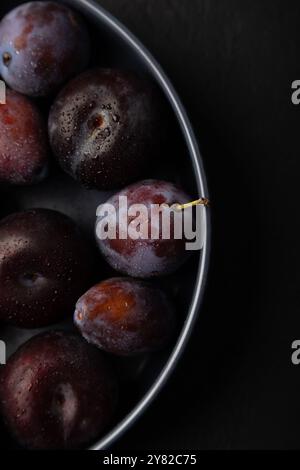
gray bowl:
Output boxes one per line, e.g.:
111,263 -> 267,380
0,0 -> 211,450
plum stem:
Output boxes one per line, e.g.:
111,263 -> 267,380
175,198 -> 210,211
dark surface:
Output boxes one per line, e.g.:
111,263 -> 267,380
97,0 -> 300,450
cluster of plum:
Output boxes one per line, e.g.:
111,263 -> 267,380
0,1 -> 193,450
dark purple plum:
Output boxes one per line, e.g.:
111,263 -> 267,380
0,2 -> 91,97
96,180 -> 192,278
48,68 -> 162,190
75,277 -> 175,356
0,331 -> 118,449
0,208 -> 93,328
0,89 -> 48,185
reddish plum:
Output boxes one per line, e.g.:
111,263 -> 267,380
96,180 -> 192,277
0,89 -> 48,186
0,331 -> 118,449
75,277 -> 175,356
48,68 -> 162,189
0,2 -> 91,96
0,209 -> 93,328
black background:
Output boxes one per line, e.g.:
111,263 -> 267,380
97,0 -> 300,450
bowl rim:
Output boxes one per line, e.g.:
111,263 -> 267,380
67,0 -> 211,450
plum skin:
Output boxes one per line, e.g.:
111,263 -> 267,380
48,68 -> 162,190
0,2 -> 91,97
75,277 -> 176,356
0,89 -> 49,186
0,208 -> 93,328
0,331 -> 118,450
96,179 -> 192,278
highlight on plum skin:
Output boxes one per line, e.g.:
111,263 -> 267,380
74,277 -> 176,356
0,331 -> 118,450
0,208 -> 94,328
0,89 -> 49,186
96,179 -> 192,278
48,68 -> 162,190
0,1 -> 91,97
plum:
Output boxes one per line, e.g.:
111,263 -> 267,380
0,208 -> 93,328
0,2 -> 91,96
48,68 -> 162,189
96,179 -> 192,277
0,331 -> 118,449
75,277 -> 176,356
0,89 -> 49,186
